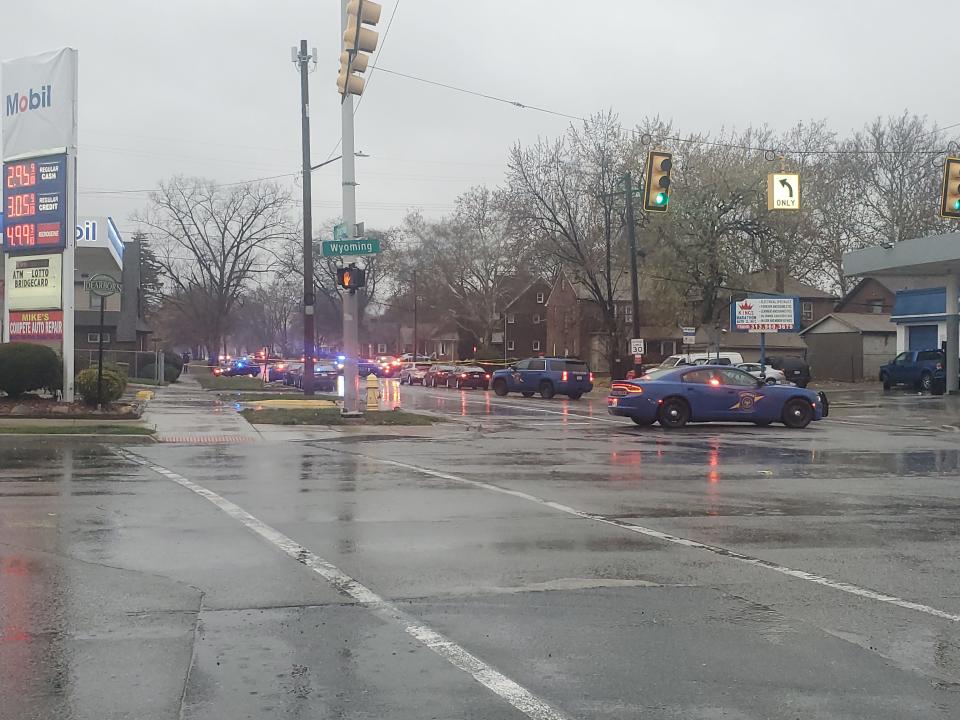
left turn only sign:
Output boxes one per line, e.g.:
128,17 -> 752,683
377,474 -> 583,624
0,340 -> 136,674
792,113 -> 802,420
767,173 -> 800,211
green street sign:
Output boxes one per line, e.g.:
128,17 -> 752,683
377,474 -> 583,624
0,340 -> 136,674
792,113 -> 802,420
322,238 -> 381,257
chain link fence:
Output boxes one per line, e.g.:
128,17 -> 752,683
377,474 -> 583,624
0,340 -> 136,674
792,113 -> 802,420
74,349 -> 166,383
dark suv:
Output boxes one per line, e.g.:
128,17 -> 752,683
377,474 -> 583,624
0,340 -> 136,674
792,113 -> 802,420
491,358 -> 593,399
767,356 -> 811,388
879,349 -> 944,392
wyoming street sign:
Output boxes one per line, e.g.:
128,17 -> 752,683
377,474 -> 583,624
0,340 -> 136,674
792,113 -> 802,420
85,274 -> 122,297
321,238 -> 381,257
767,173 -> 800,210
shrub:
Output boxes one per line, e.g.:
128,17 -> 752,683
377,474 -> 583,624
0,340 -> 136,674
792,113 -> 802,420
75,368 -> 127,406
0,343 -> 62,398
102,362 -> 128,377
164,349 -> 184,371
138,362 -> 180,384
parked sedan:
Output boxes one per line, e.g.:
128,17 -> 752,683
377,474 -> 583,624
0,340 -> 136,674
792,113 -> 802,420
399,362 -> 431,385
283,362 -> 304,386
424,364 -> 457,387
607,365 -> 828,429
446,365 -> 490,390
311,363 -> 339,392
737,363 -> 786,385
218,358 -> 261,377
263,360 -> 291,383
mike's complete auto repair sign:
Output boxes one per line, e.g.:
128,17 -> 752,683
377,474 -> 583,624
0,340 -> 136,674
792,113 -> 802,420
8,310 -> 64,340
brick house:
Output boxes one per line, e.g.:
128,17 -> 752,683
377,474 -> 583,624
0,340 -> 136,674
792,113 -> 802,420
544,272 -> 683,371
834,277 -> 896,315
493,277 -> 552,358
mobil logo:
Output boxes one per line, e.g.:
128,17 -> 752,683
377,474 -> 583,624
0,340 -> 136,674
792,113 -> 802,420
4,85 -> 52,117
76,220 -> 98,242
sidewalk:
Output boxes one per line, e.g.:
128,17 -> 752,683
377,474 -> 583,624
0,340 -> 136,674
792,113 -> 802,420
141,375 -> 262,444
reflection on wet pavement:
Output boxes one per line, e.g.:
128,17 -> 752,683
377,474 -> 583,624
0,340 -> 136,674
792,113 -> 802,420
5,379 -> 960,718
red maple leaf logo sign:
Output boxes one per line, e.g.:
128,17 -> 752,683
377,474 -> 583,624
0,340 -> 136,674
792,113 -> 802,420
738,302 -> 753,311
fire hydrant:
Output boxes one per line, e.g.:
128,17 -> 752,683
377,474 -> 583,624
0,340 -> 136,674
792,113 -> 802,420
365,373 -> 380,411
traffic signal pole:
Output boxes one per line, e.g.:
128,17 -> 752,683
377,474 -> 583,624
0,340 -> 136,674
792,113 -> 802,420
624,171 -> 642,344
341,0 -> 361,414
296,40 -> 316,396
624,171 -> 642,377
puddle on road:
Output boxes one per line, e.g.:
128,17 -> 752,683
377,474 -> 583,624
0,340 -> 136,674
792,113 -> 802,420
708,598 -> 797,646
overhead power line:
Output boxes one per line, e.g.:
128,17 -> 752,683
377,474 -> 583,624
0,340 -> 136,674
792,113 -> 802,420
370,64 -> 960,157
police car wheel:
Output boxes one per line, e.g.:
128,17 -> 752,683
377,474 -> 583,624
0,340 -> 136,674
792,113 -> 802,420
782,399 -> 813,429
539,382 -> 555,399
658,398 -> 690,429
493,379 -> 509,396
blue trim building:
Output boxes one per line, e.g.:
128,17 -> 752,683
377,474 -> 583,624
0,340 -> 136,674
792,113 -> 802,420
891,287 -> 949,352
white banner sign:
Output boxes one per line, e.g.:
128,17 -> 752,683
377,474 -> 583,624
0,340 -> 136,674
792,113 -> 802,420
4,252 -> 63,310
733,297 -> 799,333
2,47 -> 78,159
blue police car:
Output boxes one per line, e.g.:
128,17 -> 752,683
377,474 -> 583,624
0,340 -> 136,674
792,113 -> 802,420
607,365 -> 828,429
491,357 -> 594,399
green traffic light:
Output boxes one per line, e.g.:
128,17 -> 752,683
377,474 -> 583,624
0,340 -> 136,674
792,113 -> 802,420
954,199 -> 960,211
655,192 -> 668,205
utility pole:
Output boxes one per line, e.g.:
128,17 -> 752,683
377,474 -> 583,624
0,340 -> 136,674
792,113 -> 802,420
412,270 -> 418,360
295,40 -> 316,395
624,171 -> 641,354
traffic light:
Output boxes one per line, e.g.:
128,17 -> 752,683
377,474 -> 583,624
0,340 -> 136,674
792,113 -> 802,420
337,0 -> 382,96
941,157 -> 960,219
643,150 -> 673,212
337,265 -> 366,290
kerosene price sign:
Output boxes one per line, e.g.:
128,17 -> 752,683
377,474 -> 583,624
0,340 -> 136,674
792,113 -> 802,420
2,153 -> 67,253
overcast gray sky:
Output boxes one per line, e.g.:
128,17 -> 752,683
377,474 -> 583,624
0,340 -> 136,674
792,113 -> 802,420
2,0 -> 954,237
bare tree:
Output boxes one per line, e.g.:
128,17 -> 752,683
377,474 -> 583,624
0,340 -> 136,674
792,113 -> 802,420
849,112 -> 954,245
234,276 -> 300,356
136,177 -> 292,356
505,111 -> 629,370
400,186 -> 534,353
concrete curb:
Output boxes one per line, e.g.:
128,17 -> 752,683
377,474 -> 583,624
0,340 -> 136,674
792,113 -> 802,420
0,433 -> 157,443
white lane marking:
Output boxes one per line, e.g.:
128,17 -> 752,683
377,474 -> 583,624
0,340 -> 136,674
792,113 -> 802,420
423,393 -> 623,425
115,449 -> 570,720
362,454 -> 960,624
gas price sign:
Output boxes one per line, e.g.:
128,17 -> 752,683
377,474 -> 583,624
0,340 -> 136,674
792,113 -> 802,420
2,154 -> 68,254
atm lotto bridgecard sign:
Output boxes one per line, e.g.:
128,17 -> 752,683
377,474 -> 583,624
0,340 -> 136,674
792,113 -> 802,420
4,253 -> 62,310
732,296 -> 800,333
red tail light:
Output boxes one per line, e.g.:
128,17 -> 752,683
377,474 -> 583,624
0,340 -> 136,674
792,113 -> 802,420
460,373 -> 468,378
562,371 -> 568,382
589,372 -> 594,382
611,382 -> 643,394
485,373 -> 490,378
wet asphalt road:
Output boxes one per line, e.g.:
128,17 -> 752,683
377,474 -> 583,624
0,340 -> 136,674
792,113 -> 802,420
3,382 -> 960,719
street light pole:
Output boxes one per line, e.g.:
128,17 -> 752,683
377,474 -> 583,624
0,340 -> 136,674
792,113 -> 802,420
412,270 -> 418,360
340,0 -> 361,414
296,40 -> 316,395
